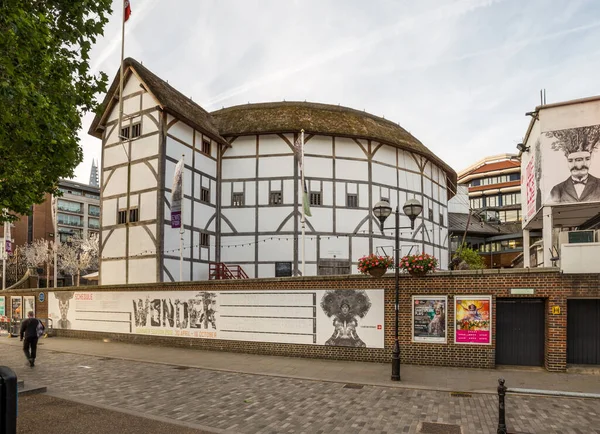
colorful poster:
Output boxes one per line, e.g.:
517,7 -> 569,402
455,296 -> 492,345
0,296 -> 5,317
525,157 -> 536,220
11,296 -> 22,321
23,296 -> 36,318
47,289 -> 385,348
412,296 -> 447,343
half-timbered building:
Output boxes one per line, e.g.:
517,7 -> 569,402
89,58 -> 457,284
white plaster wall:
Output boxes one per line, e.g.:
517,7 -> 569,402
194,150 -> 217,178
192,262 -> 209,281
103,228 -> 126,258
257,238 -> 295,262
258,134 -> 288,155
102,199 -> 117,226
336,209 -> 370,234
306,208 -> 333,233
123,95 -> 140,116
164,159 -> 192,198
131,135 -> 159,161
258,156 -> 293,178
305,136 -> 332,156
224,136 -> 255,157
103,167 -> 128,197
167,120 -> 194,145
101,260 -> 126,285
398,150 -> 420,173
165,137 -> 193,164
221,208 -> 255,233
141,92 -> 159,111
336,159 -> 368,182
128,225 -> 155,257
220,236 -> 255,262
335,138 -> 367,159
320,236 -> 349,259
304,156 -> 333,178
257,207 -> 295,232
163,226 -> 191,260
372,162 -> 397,186
130,162 -> 157,192
372,143 -> 396,165
128,258 -> 157,284
193,202 -> 215,231
164,258 -> 191,282
222,157 -> 256,179
104,145 -> 129,168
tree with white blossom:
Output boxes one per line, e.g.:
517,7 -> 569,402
58,233 -> 99,286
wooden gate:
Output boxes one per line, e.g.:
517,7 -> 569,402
568,299 -> 600,365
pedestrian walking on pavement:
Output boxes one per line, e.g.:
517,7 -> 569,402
20,311 -> 44,367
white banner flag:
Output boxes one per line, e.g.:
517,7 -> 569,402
171,158 -> 184,228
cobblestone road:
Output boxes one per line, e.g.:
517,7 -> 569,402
3,345 -> 599,434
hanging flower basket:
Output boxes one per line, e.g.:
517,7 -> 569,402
358,254 -> 394,277
368,266 -> 387,278
399,253 -> 438,276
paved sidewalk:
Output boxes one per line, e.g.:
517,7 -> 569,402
1,337 -> 599,434
0,336 -> 597,395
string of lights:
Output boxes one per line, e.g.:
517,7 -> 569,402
100,228 -> 422,259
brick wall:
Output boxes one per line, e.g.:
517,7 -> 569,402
5,268 -> 599,372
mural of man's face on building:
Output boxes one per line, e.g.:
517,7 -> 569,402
567,151 -> 592,179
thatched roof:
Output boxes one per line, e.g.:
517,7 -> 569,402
89,58 -> 228,147
211,102 -> 456,194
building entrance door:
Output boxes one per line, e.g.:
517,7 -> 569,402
567,299 -> 600,365
496,298 -> 544,366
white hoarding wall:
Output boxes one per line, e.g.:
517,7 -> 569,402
48,289 -> 384,348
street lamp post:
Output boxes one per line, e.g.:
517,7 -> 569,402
373,198 -> 423,381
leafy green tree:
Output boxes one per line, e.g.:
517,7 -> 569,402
452,244 -> 486,270
0,0 -> 112,222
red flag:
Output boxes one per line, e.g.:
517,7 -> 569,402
124,0 -> 131,22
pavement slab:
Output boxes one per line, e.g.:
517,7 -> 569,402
0,338 -> 598,433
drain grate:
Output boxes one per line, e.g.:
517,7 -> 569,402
419,422 -> 462,434
173,366 -> 190,370
450,391 -> 472,398
343,383 -> 364,389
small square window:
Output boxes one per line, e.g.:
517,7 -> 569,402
129,207 -> 139,223
201,187 -> 210,203
310,192 -> 322,206
428,208 -> 433,221
117,209 -> 127,224
232,192 -> 244,207
120,126 -> 130,139
131,123 -> 141,138
202,139 -> 211,155
200,233 -> 209,247
440,213 -> 444,226
269,191 -> 282,205
346,194 -> 358,208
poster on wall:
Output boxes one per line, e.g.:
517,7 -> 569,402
11,296 -> 22,321
412,296 -> 447,343
455,295 -> 492,345
47,289 -> 385,348
542,124 -> 600,206
0,296 -> 5,318
23,296 -> 36,318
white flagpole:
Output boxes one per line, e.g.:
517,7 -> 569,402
180,154 -> 185,282
300,129 -> 306,276
118,0 -> 126,148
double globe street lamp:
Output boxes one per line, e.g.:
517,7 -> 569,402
373,198 -> 423,381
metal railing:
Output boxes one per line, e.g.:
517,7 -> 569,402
209,262 -> 249,280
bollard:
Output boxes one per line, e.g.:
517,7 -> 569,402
497,378 -> 507,434
0,366 -> 17,434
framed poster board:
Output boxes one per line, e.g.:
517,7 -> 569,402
275,262 -> 292,277
412,296 -> 447,343
0,296 -> 5,318
454,295 -> 492,345
11,296 -> 23,321
23,296 -> 36,318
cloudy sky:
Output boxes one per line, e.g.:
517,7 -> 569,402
75,0 -> 600,183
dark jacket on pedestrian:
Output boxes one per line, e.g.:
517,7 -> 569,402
20,318 -> 43,339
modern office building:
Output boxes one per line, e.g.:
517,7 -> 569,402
89,58 -> 458,284
456,154 -> 533,268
